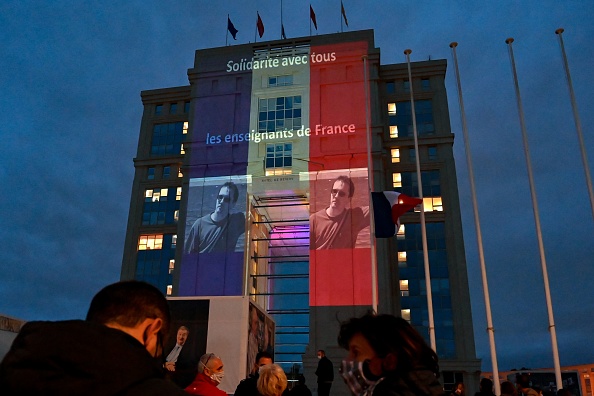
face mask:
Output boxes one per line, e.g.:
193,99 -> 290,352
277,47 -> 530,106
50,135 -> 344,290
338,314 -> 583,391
210,371 -> 225,384
340,360 -> 382,396
317,355 -> 322,360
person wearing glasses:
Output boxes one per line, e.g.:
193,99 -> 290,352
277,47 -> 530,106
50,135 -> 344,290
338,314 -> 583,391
0,281 -> 188,395
185,353 -> 227,396
185,181 -> 246,253
310,175 -> 369,250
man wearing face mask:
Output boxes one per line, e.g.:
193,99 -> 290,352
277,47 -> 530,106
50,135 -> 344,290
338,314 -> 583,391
337,313 -> 443,396
315,350 -> 334,396
234,351 -> 274,396
185,353 -> 227,396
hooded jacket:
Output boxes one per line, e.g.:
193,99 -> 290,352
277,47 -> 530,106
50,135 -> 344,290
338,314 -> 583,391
0,320 -> 187,396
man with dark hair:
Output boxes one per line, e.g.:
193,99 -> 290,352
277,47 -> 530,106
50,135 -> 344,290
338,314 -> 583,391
516,374 -> 539,396
185,181 -> 246,253
234,351 -> 274,396
164,325 -> 198,389
310,175 -> 369,249
315,350 -> 334,396
474,378 -> 496,396
0,281 -> 187,395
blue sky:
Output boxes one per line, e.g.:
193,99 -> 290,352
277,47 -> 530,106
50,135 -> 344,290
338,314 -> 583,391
1,1 -> 593,372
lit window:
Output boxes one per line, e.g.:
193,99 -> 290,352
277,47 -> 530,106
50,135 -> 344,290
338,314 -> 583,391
401,309 -> 411,322
176,187 -> 182,200
393,173 -> 402,188
171,235 -> 177,248
169,259 -> 175,274
166,285 -> 173,295
400,280 -> 409,297
389,126 -> 399,138
138,235 -> 163,250
155,104 -> 163,115
178,167 -> 183,178
398,251 -> 406,262
414,197 -> 443,212
170,103 -> 178,114
258,95 -> 301,133
174,210 -> 179,222
391,149 -> 400,163
180,143 -> 185,155
397,224 -> 405,240
183,122 -> 188,134
163,166 -> 171,179
148,167 -> 155,180
388,102 -> 396,115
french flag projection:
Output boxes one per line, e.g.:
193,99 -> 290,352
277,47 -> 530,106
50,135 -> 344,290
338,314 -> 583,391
372,192 -> 423,238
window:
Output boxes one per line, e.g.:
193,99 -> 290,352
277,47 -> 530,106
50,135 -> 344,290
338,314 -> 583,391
389,126 -> 399,138
387,102 -> 396,115
184,101 -> 190,113
400,280 -> 409,296
397,171 -> 442,211
147,167 -> 155,180
142,188 -> 181,225
176,187 -> 182,200
409,149 -> 416,162
155,104 -> 163,115
398,251 -> 406,263
163,166 -> 170,179
389,100 -> 434,138
392,173 -> 402,188
168,259 -> 175,274
178,166 -> 183,178
401,309 -> 411,322
386,81 -> 395,94
414,197 -> 443,212
428,146 -> 438,160
391,148 -> 400,163
150,122 -> 185,156
166,285 -> 173,295
265,142 -> 293,176
258,96 -> 301,133
421,79 -> 431,91
403,80 -> 410,92
138,234 -> 163,250
269,75 -> 293,87
170,103 -> 177,114
183,122 -> 188,134
397,224 -> 405,240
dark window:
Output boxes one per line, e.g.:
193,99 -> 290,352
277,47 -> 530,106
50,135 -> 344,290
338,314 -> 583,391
428,146 -> 438,160
135,233 -> 176,295
386,81 -> 395,94
147,167 -> 155,180
421,78 -> 431,91
389,100 -> 434,138
163,166 -> 171,179
258,95 -> 301,133
184,101 -> 190,113
150,122 -> 185,156
170,103 -> 177,114
155,104 -> 163,115
142,187 -> 181,226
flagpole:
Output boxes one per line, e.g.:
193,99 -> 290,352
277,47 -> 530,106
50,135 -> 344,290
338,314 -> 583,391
309,4 -> 312,36
226,14 -> 229,46
340,1 -> 343,33
450,42 -> 501,396
555,28 -> 594,221
506,37 -> 562,390
255,12 -> 258,43
281,0 -> 283,40
404,49 -> 436,351
362,55 -> 378,313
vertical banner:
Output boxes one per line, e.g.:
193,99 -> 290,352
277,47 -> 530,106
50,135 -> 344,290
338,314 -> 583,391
308,41 -> 373,306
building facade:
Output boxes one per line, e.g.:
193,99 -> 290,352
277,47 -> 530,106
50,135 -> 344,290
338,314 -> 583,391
121,29 -> 480,393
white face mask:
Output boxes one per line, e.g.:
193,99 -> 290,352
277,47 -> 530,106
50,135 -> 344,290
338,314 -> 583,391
210,371 -> 225,384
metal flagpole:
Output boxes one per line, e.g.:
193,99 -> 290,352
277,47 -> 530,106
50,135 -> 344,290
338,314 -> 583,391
362,55 -> 378,313
226,14 -> 229,46
450,42 -> 501,396
555,28 -> 594,221
404,49 -> 436,351
340,1 -> 343,33
506,37 -> 562,390
281,0 -> 283,40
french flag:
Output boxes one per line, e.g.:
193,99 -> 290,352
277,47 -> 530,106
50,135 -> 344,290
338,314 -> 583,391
372,192 -> 423,238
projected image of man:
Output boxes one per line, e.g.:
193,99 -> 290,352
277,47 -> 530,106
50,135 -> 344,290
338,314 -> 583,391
310,175 -> 369,250
185,181 -> 245,253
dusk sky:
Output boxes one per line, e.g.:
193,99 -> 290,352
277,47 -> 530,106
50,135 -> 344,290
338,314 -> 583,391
1,1 -> 593,372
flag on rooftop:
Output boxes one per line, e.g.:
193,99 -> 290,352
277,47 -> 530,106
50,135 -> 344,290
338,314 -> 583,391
341,1 -> 349,27
227,16 -> 238,40
372,192 -> 423,238
257,12 -> 264,38
310,5 -> 318,30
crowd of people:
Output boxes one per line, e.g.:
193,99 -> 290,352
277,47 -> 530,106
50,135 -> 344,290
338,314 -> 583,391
0,281 -> 578,396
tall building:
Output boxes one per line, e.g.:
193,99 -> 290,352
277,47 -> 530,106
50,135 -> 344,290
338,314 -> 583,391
121,29 -> 480,392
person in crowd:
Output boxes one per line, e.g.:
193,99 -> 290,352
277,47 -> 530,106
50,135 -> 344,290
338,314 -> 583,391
185,181 -> 245,253
337,312 -> 443,396
164,325 -> 198,388
557,389 -> 572,396
310,176 -> 369,250
185,353 -> 227,396
500,381 -> 518,396
451,382 -> 465,396
0,281 -> 187,395
257,364 -> 288,396
290,374 -> 312,396
516,375 -> 539,396
475,378 -> 495,396
315,350 -> 334,396
235,351 -> 274,396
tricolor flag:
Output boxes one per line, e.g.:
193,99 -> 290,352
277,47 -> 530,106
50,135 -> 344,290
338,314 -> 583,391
256,12 -> 264,38
372,192 -> 423,238
227,17 -> 238,40
341,1 -> 348,26
281,24 -> 287,40
310,5 -> 318,30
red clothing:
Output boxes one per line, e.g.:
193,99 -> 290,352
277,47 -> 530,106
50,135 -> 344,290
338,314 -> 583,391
185,373 -> 227,396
